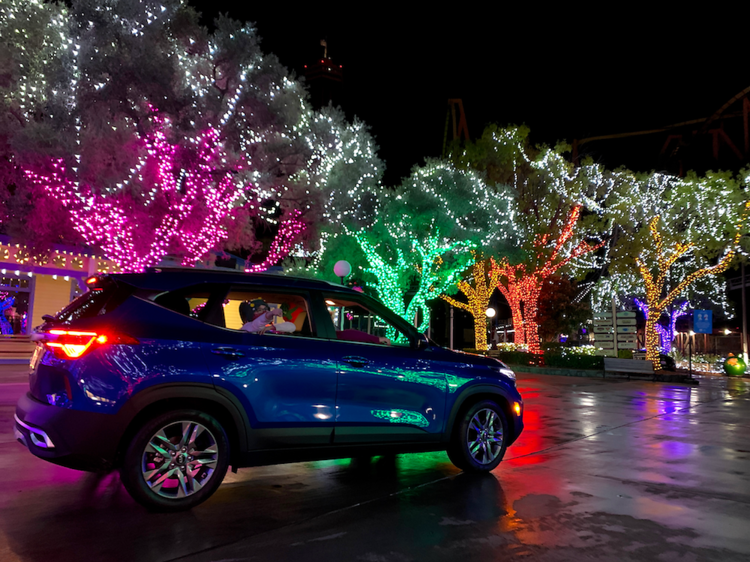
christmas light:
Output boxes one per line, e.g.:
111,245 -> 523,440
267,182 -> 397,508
336,161 -> 511,337
441,258 -> 500,350
634,298 -> 688,354
26,109 -> 248,272
4,1 -> 377,272
491,205 -> 605,355
606,170 -> 750,368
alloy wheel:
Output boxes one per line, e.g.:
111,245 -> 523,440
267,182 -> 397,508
466,408 -> 504,466
141,420 -> 219,499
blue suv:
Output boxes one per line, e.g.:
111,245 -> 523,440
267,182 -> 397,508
14,270 -> 524,511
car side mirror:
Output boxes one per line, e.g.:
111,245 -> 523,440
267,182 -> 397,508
413,333 -> 430,350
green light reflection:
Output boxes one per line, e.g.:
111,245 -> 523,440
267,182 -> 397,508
371,409 -> 429,428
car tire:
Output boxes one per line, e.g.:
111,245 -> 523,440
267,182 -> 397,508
120,409 -> 229,512
447,400 -> 508,472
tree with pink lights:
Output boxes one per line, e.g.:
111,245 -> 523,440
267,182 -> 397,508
2,0 -> 380,270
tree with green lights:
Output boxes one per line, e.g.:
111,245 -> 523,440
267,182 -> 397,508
320,160 -> 516,337
605,170 -> 750,366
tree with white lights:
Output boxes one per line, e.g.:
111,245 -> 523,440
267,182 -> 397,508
2,0 -> 380,270
453,126 -> 616,355
606,170 -> 750,366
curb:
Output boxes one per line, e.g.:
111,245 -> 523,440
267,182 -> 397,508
506,363 -> 700,385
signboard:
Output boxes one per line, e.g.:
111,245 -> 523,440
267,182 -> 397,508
594,326 -> 614,333
617,326 -> 637,333
618,342 -> 637,349
617,334 -> 636,342
617,318 -> 637,326
616,311 -> 636,318
598,342 -> 615,349
594,333 -> 614,341
594,319 -> 614,325
594,311 -> 613,318
694,310 -> 712,334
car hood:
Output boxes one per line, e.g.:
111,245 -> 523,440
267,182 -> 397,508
428,346 -> 509,370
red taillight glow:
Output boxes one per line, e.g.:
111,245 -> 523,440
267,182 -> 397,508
43,330 -> 137,359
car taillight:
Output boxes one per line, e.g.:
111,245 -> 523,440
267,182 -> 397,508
43,329 -> 138,360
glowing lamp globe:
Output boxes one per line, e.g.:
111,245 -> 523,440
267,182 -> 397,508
723,353 -> 746,377
486,307 -> 496,318
334,260 -> 352,279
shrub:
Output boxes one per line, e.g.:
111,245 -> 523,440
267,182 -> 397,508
544,352 -> 604,369
495,351 -> 541,366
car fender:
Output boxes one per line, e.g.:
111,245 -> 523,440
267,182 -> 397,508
444,383 -> 517,440
123,383 -> 251,452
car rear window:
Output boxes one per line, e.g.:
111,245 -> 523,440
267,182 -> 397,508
55,279 -> 131,322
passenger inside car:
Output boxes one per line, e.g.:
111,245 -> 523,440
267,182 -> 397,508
239,299 -> 296,334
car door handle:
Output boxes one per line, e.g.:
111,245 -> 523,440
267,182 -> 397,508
211,347 -> 245,359
342,355 -> 369,368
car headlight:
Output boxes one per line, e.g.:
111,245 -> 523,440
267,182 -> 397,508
497,367 -> 516,381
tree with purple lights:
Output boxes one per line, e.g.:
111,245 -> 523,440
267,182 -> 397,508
2,0 -> 380,270
633,298 -> 688,354
593,270 -> 734,355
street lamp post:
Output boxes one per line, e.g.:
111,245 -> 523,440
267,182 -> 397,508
333,260 -> 351,330
486,307 -> 496,349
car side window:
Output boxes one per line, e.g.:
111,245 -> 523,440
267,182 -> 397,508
152,284 -> 228,325
219,288 -> 316,338
323,294 -> 412,347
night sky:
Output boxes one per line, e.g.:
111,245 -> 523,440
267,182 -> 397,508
190,3 -> 749,185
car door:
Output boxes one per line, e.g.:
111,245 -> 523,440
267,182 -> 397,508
202,285 -> 338,449
320,292 -> 448,444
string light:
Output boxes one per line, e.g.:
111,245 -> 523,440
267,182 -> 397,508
441,258 -> 500,350
491,205 -> 605,355
340,161 -> 512,335
606,170 -> 750,367
634,298 -> 689,354
4,1 -> 378,272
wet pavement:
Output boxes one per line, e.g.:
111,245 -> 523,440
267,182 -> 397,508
1,365 -> 750,561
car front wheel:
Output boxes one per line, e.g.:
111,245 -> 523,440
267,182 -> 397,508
447,400 -> 508,472
120,409 -> 229,511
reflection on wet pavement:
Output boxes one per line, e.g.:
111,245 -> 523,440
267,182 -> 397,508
1,372 -> 749,561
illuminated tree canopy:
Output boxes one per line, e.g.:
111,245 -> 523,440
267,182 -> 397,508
319,160 -> 517,334
605,170 -> 750,366
1,0 -> 380,270
453,126 -> 616,354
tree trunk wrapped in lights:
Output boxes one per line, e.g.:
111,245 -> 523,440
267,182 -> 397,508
491,205 -> 605,355
441,259 -> 500,350
354,229 -> 473,340
634,298 -> 689,354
